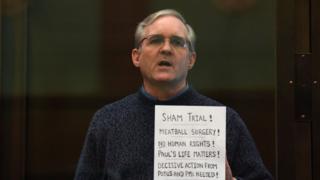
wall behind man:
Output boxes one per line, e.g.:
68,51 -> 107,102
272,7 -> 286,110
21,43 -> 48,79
149,0 -> 275,92
26,0 -> 104,179
2,0 -> 275,179
29,0 -> 102,97
149,0 -> 276,176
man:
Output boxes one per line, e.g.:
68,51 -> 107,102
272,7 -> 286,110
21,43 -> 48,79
75,9 -> 273,180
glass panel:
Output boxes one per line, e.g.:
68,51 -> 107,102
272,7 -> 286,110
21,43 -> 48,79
148,0 -> 276,176
0,1 -> 28,178
1,0 -> 276,179
27,0 -> 105,179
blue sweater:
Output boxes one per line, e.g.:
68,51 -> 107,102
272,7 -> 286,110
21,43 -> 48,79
75,88 -> 273,180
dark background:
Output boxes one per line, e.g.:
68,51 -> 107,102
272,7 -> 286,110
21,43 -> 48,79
1,0 -> 319,179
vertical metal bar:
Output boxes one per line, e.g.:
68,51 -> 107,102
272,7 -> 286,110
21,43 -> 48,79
311,0 -> 320,179
276,0 -> 296,179
294,122 -> 312,180
294,0 -> 313,179
0,0 -> 2,84
295,0 -> 311,53
295,53 -> 312,122
0,1 -> 4,180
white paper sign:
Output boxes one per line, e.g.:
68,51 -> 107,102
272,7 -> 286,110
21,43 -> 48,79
154,105 -> 226,180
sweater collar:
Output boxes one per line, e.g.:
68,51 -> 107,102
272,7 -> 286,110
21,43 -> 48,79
140,84 -> 189,102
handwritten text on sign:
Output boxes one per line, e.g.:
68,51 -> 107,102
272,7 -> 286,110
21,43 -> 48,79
154,105 -> 226,180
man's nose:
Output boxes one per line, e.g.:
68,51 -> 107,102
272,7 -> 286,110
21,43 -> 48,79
159,39 -> 173,55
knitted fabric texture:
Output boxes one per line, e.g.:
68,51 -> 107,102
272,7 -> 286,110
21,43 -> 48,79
75,88 -> 273,180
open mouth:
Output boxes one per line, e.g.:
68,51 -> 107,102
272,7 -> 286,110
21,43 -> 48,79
158,60 -> 172,67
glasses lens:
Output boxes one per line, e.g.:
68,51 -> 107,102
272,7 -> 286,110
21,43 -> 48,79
147,35 -> 164,45
170,36 -> 186,48
142,35 -> 188,49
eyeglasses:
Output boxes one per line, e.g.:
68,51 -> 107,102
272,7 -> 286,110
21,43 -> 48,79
138,34 -> 190,49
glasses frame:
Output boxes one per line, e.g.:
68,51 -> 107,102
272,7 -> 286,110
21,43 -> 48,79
137,34 -> 191,50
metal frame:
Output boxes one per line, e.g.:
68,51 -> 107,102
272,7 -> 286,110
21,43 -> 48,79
276,0 -> 296,178
311,0 -> 320,179
277,0 -> 320,179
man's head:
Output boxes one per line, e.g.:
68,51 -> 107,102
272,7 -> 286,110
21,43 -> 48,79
131,9 -> 197,94
134,9 -> 196,52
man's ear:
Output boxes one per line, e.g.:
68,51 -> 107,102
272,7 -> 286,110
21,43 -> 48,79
188,52 -> 196,69
131,48 -> 140,67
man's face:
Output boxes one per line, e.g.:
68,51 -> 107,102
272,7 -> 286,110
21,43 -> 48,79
132,16 -> 196,88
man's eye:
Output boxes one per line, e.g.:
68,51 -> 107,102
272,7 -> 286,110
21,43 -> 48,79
171,37 -> 185,47
148,36 -> 163,44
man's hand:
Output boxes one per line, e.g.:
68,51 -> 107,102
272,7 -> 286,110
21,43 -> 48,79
226,160 -> 236,180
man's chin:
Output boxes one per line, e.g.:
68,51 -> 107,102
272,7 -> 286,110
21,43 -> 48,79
153,75 -> 175,83
153,79 -> 174,84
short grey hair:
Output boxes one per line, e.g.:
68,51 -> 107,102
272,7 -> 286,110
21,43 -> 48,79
134,9 -> 196,52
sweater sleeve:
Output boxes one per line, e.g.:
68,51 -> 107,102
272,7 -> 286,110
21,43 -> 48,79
74,112 -> 106,180
227,110 -> 273,180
